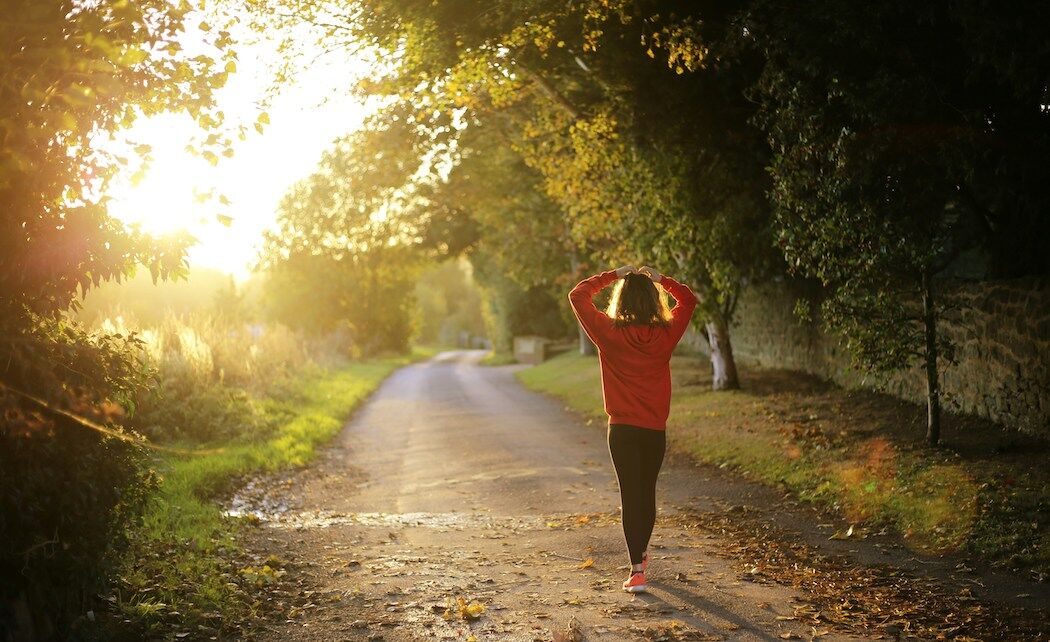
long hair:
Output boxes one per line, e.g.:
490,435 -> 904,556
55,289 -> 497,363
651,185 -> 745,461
606,273 -> 673,327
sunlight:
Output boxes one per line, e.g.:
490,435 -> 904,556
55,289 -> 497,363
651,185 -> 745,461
103,15 -> 378,279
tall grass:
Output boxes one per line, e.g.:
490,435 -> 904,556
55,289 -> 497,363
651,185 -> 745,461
98,313 -> 316,443
102,312 -> 312,388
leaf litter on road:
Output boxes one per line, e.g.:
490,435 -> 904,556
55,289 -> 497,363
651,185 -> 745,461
664,510 -> 1047,641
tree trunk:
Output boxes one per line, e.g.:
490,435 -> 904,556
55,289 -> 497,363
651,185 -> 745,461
922,270 -> 941,446
578,324 -> 596,356
568,250 -> 595,356
705,317 -> 739,390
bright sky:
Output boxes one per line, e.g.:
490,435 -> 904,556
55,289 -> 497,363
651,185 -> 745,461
105,17 -> 376,280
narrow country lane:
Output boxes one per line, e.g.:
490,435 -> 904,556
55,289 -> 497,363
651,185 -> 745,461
234,352 -> 1043,642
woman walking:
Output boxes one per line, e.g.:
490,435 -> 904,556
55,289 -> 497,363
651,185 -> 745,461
568,265 -> 697,593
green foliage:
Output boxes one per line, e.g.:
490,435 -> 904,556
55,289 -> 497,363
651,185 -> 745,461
415,259 -> 486,346
260,0 -> 1048,394
134,378 -> 274,445
260,128 -> 446,355
0,0 -> 236,631
450,124 -> 575,289
0,312 -> 158,634
87,312 -> 310,442
0,0 -> 235,317
738,0 -> 1050,438
507,8 -> 780,328
258,0 -> 781,377
745,0 -> 1050,372
471,257 -> 574,353
0,417 -> 156,636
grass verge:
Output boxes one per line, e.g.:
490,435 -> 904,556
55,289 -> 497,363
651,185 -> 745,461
517,351 -> 1049,580
108,350 -> 431,639
479,351 -> 518,366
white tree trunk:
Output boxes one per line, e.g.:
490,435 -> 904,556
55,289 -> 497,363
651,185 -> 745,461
705,318 -> 739,390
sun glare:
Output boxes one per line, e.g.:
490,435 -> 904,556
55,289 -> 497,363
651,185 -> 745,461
102,16 -> 377,279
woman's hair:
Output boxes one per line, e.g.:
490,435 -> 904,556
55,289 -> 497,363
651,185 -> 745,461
606,273 -> 673,327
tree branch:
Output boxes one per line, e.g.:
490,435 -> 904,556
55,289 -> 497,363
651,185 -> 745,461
516,63 -> 581,120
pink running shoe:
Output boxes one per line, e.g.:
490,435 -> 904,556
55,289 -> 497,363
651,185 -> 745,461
623,571 -> 647,593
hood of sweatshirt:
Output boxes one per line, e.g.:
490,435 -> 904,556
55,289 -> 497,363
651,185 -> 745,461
617,324 -> 671,356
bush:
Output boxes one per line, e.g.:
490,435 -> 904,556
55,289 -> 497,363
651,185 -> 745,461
479,273 -> 572,352
131,376 -> 272,444
0,415 -> 155,639
99,314 -> 311,443
0,311 -> 159,638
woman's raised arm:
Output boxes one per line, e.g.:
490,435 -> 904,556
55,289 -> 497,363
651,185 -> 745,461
568,265 -> 634,347
638,266 -> 697,344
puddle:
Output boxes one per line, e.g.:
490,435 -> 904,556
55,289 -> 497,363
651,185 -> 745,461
225,476 -> 293,521
225,505 -> 547,531
224,473 -> 615,535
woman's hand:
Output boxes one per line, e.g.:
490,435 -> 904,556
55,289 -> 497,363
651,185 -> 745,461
614,265 -> 637,278
637,266 -> 662,282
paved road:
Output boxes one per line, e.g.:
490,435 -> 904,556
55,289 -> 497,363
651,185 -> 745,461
239,351 -> 875,641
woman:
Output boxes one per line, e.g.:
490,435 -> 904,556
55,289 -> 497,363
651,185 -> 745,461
568,264 -> 697,593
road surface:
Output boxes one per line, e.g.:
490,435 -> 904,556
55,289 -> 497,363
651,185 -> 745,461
234,351 -> 1043,641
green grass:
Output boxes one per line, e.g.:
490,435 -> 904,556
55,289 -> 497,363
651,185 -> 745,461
517,351 -> 1049,578
479,350 -> 518,366
113,350 -> 429,637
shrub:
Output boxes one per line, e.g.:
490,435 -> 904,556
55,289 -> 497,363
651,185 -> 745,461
100,314 -> 311,443
0,399 -> 155,639
0,311 -> 158,637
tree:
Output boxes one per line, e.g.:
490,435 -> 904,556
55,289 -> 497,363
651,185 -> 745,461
745,0 -> 1050,444
415,259 -> 486,346
253,0 -> 781,384
0,0 -> 234,632
509,3 -> 780,386
552,3 -> 774,387
1,0 -> 235,317
440,123 -> 582,351
259,122 -> 450,354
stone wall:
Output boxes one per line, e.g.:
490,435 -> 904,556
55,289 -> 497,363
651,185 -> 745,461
683,276 -> 1049,436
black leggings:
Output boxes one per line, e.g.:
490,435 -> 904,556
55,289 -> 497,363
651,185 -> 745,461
608,423 -> 666,565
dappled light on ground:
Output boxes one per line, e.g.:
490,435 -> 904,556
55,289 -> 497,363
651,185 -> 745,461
834,437 -> 979,555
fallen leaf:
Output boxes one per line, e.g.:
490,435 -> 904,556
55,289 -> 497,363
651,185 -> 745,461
446,596 -> 485,621
577,558 -> 595,569
828,525 -> 854,541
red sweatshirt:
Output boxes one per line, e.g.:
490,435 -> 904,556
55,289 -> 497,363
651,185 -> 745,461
568,270 -> 698,431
